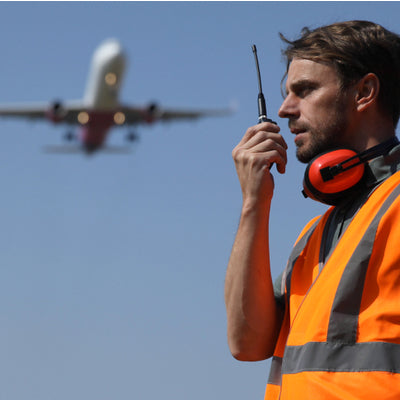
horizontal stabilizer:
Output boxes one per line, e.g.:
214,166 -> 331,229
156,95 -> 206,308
43,145 -> 132,154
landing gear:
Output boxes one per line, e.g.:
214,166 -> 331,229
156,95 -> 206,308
64,131 -> 76,142
126,131 -> 139,142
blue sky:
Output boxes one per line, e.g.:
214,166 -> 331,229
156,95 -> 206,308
0,2 -> 399,399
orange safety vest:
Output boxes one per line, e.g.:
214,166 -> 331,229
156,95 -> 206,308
265,170 -> 400,400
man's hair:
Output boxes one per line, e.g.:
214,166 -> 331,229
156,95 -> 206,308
280,20 -> 400,127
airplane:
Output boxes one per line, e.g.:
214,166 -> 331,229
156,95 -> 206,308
0,39 -> 232,154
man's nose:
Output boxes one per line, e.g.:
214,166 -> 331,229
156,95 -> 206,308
278,95 -> 299,119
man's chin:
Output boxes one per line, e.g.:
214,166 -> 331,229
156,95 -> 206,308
296,147 -> 314,164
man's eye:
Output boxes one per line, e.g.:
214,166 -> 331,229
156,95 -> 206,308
297,87 -> 313,97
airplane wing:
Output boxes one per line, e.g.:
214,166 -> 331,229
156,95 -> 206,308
119,103 -> 234,125
0,102 -> 49,119
0,101 -> 234,126
0,100 -> 86,125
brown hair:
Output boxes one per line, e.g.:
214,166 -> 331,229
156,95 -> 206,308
280,21 -> 400,126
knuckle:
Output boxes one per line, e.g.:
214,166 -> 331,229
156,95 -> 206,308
246,125 -> 258,135
232,146 -> 243,160
232,147 -> 249,164
247,153 -> 257,164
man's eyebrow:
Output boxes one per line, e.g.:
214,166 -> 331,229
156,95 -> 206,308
286,79 -> 319,94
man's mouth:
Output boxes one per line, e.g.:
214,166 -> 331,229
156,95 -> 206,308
290,126 -> 307,135
292,129 -> 308,146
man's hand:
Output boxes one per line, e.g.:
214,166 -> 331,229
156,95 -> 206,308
232,122 -> 288,207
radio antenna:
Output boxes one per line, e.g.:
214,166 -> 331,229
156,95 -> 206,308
252,44 -> 276,124
252,44 -> 268,123
252,45 -> 263,94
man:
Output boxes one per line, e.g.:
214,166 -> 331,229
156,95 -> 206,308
225,21 -> 400,399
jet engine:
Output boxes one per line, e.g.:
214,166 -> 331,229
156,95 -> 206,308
146,102 -> 160,122
46,100 -> 67,123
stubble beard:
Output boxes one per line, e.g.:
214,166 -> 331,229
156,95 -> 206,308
295,99 -> 350,164
295,127 -> 343,163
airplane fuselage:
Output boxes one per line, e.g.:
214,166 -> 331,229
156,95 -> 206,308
78,39 -> 126,152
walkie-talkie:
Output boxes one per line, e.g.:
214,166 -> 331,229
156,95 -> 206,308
252,45 -> 276,125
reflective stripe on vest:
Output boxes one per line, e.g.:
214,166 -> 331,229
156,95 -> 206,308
328,183 -> 400,344
265,171 -> 400,400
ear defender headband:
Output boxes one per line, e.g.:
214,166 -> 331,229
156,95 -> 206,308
302,136 -> 399,205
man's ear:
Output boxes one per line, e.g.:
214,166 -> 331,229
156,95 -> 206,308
355,73 -> 380,112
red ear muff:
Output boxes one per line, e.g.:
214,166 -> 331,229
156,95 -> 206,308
303,149 -> 365,205
302,137 -> 399,206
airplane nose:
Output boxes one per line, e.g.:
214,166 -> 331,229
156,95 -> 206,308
97,39 -> 124,59
93,38 -> 126,69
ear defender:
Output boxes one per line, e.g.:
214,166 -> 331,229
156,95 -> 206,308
302,136 -> 399,206
303,149 -> 365,205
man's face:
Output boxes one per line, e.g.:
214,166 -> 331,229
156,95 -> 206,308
278,58 -> 355,163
